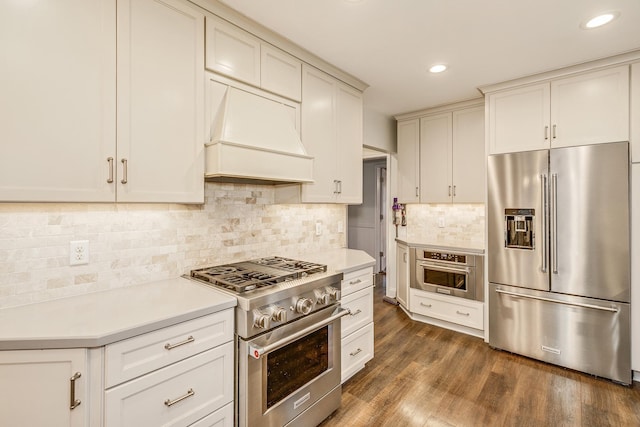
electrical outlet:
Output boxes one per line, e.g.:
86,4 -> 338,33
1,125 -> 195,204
315,221 -> 322,236
438,217 -> 445,228
70,240 -> 89,266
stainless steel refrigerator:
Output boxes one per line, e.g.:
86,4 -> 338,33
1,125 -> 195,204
487,141 -> 631,384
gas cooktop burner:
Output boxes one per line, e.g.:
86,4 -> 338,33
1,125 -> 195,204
190,256 -> 327,294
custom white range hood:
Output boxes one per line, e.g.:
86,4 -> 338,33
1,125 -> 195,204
205,82 -> 313,184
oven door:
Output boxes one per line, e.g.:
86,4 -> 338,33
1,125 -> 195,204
414,261 -> 476,300
238,305 -> 349,427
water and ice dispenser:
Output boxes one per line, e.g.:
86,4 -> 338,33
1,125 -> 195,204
504,208 -> 535,249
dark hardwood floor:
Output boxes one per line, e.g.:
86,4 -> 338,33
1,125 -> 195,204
319,281 -> 640,427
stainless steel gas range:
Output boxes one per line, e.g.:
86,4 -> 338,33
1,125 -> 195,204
188,256 -> 348,427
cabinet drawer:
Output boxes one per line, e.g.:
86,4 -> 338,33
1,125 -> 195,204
410,289 -> 483,330
341,267 -> 373,296
341,322 -> 374,383
341,287 -> 373,337
105,310 -> 234,387
189,401 -> 233,427
105,342 -> 234,427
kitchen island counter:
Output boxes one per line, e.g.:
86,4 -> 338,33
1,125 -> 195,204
0,277 -> 236,350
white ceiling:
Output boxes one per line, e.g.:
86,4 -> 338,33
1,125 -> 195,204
218,0 -> 640,117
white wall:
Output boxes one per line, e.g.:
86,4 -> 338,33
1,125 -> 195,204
0,183 -> 347,308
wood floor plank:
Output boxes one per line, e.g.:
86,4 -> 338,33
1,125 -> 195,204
319,282 -> 640,427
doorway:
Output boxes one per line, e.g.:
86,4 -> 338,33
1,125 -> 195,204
347,158 -> 388,275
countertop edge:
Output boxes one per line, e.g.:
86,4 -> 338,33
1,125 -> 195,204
395,238 -> 485,255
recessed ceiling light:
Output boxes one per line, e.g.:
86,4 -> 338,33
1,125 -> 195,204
582,12 -> 619,29
429,64 -> 447,73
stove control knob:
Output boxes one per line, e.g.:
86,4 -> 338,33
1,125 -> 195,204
254,313 -> 271,329
318,293 -> 330,305
327,287 -> 339,301
272,307 -> 287,323
295,298 -> 314,315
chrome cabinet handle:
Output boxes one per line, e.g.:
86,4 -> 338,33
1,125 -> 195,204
448,185 -> 452,196
337,180 -> 342,194
164,335 -> 194,350
164,388 -> 195,407
541,174 -> 548,273
120,158 -> 128,184
552,124 -> 557,139
107,157 -> 114,183
453,185 -> 456,197
420,302 -> 432,308
495,288 -> 619,313
403,252 -> 408,263
349,279 -> 362,285
349,348 -> 363,357
456,310 -> 470,316
333,180 -> 339,194
350,309 -> 362,316
544,125 -> 549,140
69,372 -> 81,410
415,186 -> 419,198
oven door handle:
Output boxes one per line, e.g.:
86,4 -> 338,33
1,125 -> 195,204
418,263 -> 470,275
249,307 -> 351,359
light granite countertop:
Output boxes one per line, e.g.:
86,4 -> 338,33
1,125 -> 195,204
0,249 -> 373,351
395,238 -> 485,254
0,277 -> 236,350
301,248 -> 376,274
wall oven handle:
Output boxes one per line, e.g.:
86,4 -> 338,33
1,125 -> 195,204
495,288 -> 619,313
418,263 -> 470,275
249,307 -> 351,359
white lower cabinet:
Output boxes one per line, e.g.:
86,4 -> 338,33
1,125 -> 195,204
340,267 -> 374,383
0,348 -> 89,427
104,343 -> 234,427
189,402 -> 234,427
0,310 -> 235,427
410,289 -> 483,330
104,311 -> 234,427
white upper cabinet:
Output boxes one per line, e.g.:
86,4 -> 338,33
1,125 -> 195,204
205,14 -> 302,101
205,14 -> 261,87
487,65 -> 629,154
397,102 -> 484,204
0,0 -> 116,202
451,106 -> 485,203
261,44 -> 303,102
117,0 -> 205,203
487,83 -> 550,154
300,65 -> 363,204
419,113 -> 452,203
0,0 -> 205,203
397,119 -> 420,203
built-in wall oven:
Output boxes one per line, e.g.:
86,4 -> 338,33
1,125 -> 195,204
410,248 -> 484,301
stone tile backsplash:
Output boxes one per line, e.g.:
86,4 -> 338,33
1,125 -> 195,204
0,183 -> 346,308
404,204 -> 485,247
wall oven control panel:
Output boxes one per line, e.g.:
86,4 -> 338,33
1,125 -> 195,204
422,251 -> 467,264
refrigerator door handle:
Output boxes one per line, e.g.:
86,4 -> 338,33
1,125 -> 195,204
551,173 -> 558,274
540,173 -> 548,273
